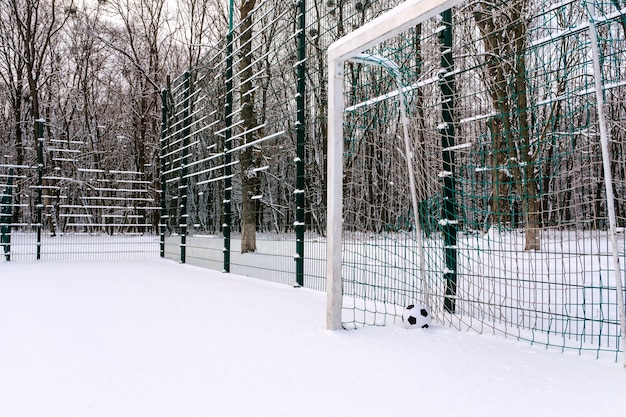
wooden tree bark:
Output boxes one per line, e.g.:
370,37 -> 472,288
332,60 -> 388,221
239,0 -> 260,253
473,3 -> 516,229
509,2 -> 540,250
10,0 -> 69,236
473,0 -> 540,250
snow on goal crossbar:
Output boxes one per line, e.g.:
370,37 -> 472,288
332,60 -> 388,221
326,0 -> 626,364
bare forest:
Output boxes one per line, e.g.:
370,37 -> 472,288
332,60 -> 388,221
0,0 -> 222,235
2,0 -> 626,255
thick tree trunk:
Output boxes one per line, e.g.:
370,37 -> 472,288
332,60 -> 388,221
474,6 -> 515,228
11,96 -> 24,226
510,2 -> 540,250
239,0 -> 259,253
474,0 -> 540,249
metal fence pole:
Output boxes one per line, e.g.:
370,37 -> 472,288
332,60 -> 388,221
439,9 -> 457,313
223,2 -> 234,273
160,89 -> 169,258
294,0 -> 306,287
35,119 -> 44,261
1,168 -> 13,261
588,17 -> 626,366
180,71 -> 191,264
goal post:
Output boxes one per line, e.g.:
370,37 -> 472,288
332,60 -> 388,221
326,0 -> 463,330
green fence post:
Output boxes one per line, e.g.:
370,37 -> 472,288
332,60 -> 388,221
1,168 -> 13,261
180,71 -> 191,264
294,0 -> 306,287
160,88 -> 169,258
223,1 -> 234,273
36,119 -> 44,261
439,9 -> 457,313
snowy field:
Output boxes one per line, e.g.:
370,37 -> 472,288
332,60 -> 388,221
163,234 -> 328,290
2,232 -> 159,262
166,230 -> 626,356
1,259 -> 625,417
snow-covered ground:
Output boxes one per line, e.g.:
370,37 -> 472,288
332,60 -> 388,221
3,232 -> 159,262
1,259 -> 624,417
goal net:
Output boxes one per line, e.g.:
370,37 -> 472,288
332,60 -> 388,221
327,0 -> 626,361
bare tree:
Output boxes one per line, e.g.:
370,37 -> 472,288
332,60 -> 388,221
175,0 -> 227,66
473,0 -> 540,250
2,0 -> 73,235
8,0 -> 71,134
238,0 -> 260,253
0,3 -> 28,224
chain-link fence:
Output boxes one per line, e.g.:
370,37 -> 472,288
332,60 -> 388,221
161,0 -> 626,360
1,118 -> 159,262
160,0 -> 386,289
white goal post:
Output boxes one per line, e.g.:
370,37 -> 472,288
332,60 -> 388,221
326,0 -> 464,330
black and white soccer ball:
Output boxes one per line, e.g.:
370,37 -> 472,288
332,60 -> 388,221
402,303 -> 432,329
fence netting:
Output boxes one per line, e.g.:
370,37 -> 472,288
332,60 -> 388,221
160,0 -> 625,359
1,119 -> 159,261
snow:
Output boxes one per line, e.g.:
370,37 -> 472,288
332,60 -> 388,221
1,259 -> 624,417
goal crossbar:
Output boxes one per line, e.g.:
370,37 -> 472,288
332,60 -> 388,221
328,0 -> 462,63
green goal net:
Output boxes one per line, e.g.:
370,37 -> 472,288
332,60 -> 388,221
328,0 -> 626,361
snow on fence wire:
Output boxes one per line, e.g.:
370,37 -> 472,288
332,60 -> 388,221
0,119 -> 160,262
160,0 -> 626,362
160,0 -> 330,291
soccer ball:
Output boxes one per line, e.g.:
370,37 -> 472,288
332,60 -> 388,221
402,303 -> 432,329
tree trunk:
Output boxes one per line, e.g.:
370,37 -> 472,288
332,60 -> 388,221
473,0 -> 540,249
510,1 -> 540,250
11,94 -> 24,226
239,0 -> 259,253
474,5 -> 515,228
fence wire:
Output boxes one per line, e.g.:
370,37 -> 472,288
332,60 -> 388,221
1,118 -> 159,261
160,0 -> 626,360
